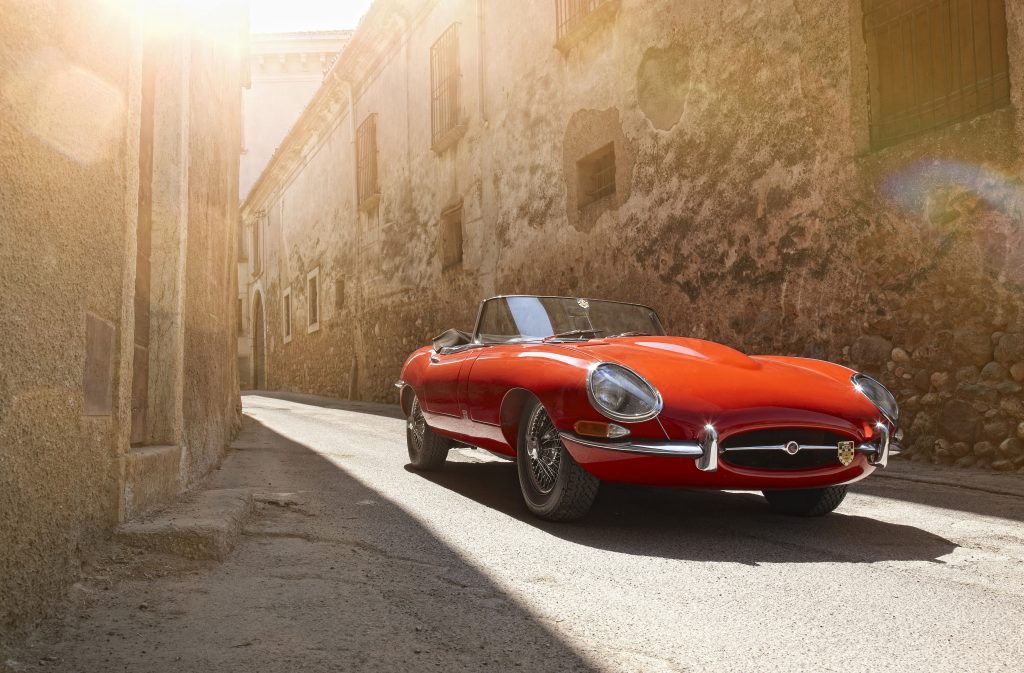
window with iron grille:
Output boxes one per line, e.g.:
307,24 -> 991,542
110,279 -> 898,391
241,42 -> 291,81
577,143 -> 616,208
307,268 -> 320,333
556,0 -> 616,44
430,23 -> 461,148
335,278 -> 346,310
356,113 -> 379,207
250,219 -> 263,276
439,204 -> 464,271
282,288 -> 292,342
862,0 -> 1010,149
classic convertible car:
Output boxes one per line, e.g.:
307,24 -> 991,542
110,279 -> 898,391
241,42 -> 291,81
396,296 -> 902,521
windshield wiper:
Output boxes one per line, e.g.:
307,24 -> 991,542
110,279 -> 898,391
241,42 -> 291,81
542,328 -> 604,342
605,331 -> 649,338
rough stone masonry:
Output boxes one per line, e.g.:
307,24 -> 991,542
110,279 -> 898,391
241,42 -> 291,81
239,0 -> 1024,471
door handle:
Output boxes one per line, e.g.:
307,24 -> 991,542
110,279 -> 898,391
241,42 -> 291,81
430,354 -> 440,363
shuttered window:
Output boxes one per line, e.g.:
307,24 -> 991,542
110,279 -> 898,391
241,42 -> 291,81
356,113 -> 378,207
863,0 -> 1010,148
555,0 -> 615,43
430,24 -> 461,148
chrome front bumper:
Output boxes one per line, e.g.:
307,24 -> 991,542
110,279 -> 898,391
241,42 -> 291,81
560,423 -> 897,473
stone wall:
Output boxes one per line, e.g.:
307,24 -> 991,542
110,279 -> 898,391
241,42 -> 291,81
0,0 -> 243,640
241,0 -> 1024,471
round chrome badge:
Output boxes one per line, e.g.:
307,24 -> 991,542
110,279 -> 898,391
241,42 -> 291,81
785,441 -> 801,455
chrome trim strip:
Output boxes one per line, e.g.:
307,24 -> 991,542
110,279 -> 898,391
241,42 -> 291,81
558,433 -> 702,457
697,425 -> 719,472
722,444 -> 839,452
561,424 -> 894,469
873,423 -> 891,468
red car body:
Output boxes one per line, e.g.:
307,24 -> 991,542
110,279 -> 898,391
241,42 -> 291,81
397,300 -> 899,493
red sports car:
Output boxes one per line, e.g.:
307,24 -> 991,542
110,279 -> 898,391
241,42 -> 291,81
396,296 -> 902,521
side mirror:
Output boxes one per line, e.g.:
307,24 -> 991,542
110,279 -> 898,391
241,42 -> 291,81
432,328 -> 472,352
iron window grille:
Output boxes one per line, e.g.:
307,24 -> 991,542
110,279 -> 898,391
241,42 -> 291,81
430,23 -> 461,148
578,143 -> 616,208
356,113 -> 379,207
555,0 -> 615,43
282,289 -> 292,341
250,219 -> 262,276
307,270 -> 319,332
862,0 -> 1010,149
440,204 -> 464,271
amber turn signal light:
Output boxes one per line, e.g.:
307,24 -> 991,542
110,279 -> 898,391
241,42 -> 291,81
574,420 -> 630,439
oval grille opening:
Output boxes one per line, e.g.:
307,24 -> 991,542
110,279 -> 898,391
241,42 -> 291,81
721,428 -> 853,470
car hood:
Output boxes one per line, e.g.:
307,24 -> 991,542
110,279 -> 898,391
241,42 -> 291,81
564,337 -> 882,438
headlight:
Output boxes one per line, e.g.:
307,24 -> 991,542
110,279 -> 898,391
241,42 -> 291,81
852,373 -> 899,425
587,363 -> 662,422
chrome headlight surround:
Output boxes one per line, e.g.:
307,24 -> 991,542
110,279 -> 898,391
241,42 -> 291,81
586,362 -> 663,423
852,373 -> 899,425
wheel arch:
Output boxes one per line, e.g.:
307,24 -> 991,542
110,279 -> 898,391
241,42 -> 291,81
399,384 -> 416,417
499,388 -> 544,450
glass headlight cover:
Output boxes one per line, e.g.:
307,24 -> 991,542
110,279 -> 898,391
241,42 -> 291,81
587,363 -> 662,423
853,373 -> 899,424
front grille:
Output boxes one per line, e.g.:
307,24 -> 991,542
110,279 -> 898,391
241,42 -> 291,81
721,428 -> 852,471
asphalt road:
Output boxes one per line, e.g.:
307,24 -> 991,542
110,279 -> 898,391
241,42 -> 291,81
14,393 -> 1024,673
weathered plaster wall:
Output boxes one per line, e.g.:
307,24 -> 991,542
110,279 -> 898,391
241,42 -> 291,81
182,30 -> 244,485
243,0 -> 1024,471
0,0 -> 138,635
1,0 -> 244,640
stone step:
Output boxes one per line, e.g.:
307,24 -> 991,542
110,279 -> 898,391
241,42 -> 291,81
116,488 -> 253,560
124,444 -> 182,519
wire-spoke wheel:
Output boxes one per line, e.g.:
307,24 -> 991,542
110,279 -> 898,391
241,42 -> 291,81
406,394 -> 450,471
516,402 -> 599,521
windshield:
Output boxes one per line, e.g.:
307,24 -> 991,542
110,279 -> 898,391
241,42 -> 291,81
474,296 -> 665,344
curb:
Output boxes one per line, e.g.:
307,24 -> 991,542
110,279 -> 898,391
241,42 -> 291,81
874,468 -> 1024,500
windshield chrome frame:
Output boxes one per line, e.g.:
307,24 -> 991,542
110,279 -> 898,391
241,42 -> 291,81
471,295 -> 665,344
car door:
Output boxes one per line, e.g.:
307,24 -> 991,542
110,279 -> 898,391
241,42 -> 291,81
420,346 -> 481,432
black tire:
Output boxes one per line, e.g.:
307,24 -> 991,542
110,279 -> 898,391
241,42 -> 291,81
516,402 -> 599,521
406,395 -> 451,471
762,485 -> 848,517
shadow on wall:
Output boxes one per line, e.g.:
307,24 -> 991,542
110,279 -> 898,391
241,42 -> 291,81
413,462 -> 959,565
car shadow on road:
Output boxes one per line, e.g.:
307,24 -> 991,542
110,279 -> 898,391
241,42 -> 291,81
413,460 -> 959,566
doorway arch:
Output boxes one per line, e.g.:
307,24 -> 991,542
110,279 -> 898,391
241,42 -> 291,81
251,291 -> 266,390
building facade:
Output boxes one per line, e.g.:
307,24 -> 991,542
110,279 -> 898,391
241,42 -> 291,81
237,30 -> 351,386
1,0 -> 244,637
240,0 -> 1024,470
239,30 -> 352,200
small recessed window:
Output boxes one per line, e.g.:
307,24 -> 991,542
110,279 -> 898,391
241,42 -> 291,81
282,288 -> 292,343
577,142 -> 616,209
440,204 -> 463,271
307,268 -> 320,333
335,277 -> 345,309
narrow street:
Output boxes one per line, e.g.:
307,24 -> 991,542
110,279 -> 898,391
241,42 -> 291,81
14,393 -> 1024,673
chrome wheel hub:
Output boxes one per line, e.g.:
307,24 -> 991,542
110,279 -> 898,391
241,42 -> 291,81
409,401 -> 426,453
525,406 -> 562,495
